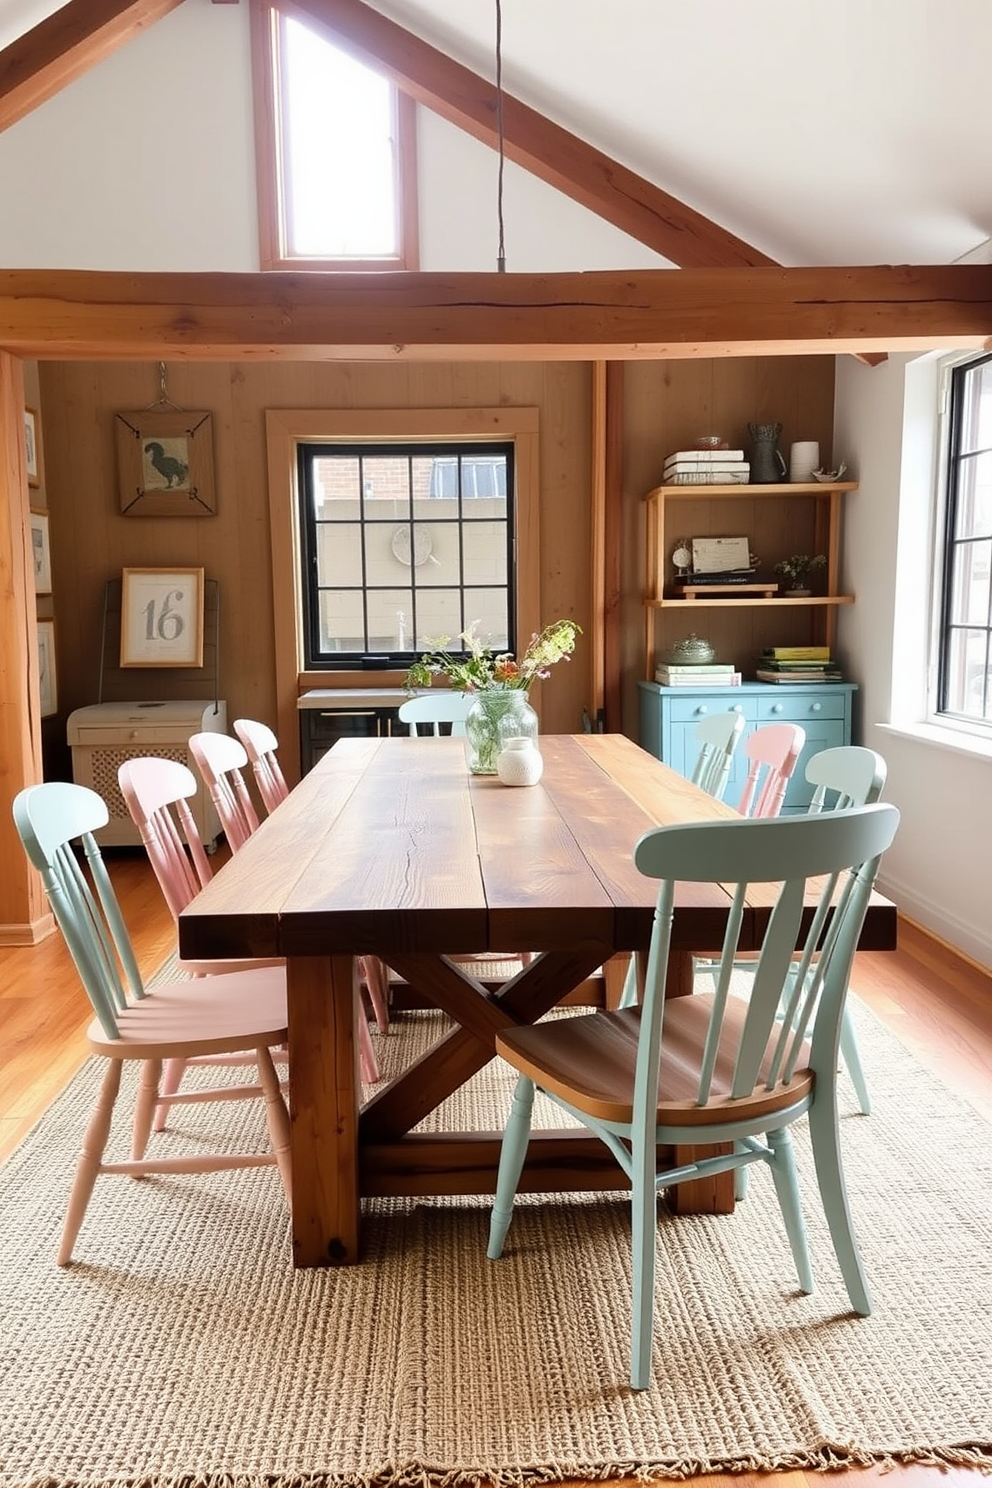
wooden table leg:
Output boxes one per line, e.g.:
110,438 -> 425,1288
286,954 -> 361,1266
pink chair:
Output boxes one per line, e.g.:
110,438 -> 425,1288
736,722 -> 806,818
119,756 -> 382,1104
233,717 -> 289,815
187,731 -> 259,852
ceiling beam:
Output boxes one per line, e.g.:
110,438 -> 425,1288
281,0 -> 776,272
0,0 -> 185,133
1,265 -> 989,361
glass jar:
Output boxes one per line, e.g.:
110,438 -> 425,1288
464,689 -> 538,774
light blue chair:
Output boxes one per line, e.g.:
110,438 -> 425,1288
12,780 -> 291,1266
690,709 -> 746,801
487,803 -> 900,1390
399,691 -> 473,736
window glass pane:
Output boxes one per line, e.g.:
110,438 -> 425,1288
944,627 -> 992,718
312,455 -> 359,508
463,521 -> 508,585
318,590 -> 365,653
949,540 -> 991,625
362,456 -> 411,511
316,522 -> 362,587
367,590 -> 415,651
958,359 -> 992,456
463,591 -> 510,652
953,450 -> 992,539
283,19 -> 397,259
413,591 -> 464,649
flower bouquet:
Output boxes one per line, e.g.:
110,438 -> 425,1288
405,619 -> 581,773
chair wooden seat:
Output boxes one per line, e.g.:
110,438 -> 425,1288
497,997 -> 813,1127
86,964 -> 287,1061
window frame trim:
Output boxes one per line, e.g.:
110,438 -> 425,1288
250,0 -> 420,273
934,349 -> 992,728
265,407 -> 541,778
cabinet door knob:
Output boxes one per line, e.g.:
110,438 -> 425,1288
696,705 -> 708,715
771,703 -> 783,715
732,704 -> 743,714
811,702 -> 822,712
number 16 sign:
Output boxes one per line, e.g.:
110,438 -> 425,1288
120,567 -> 205,668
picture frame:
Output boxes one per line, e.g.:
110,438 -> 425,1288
120,566 -> 205,668
24,408 -> 40,487
115,409 -> 217,517
29,509 -> 52,595
37,619 -> 57,718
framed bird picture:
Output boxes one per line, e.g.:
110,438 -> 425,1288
115,409 -> 217,517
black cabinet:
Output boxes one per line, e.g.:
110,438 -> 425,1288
298,689 -> 408,773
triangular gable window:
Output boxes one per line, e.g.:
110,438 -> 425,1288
251,1 -> 418,270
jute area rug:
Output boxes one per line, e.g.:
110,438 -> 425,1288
1,963 -> 991,1488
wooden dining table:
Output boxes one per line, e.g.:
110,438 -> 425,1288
178,732 -> 897,1267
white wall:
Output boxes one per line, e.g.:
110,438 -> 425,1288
836,354 -> 992,967
0,2 -> 668,273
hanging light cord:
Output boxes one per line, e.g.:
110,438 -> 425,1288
495,0 -> 506,272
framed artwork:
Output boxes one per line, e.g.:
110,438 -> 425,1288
24,408 -> 40,487
115,409 -> 217,517
29,510 -> 52,594
120,567 -> 205,668
37,620 -> 57,717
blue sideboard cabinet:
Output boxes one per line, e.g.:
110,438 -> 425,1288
637,679 -> 857,814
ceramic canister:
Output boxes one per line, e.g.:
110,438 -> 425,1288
496,736 -> 544,787
789,441 -> 820,482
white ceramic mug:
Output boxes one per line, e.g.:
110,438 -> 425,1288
789,441 -> 820,482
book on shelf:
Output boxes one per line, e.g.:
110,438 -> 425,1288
675,570 -> 756,586
762,645 -> 832,660
656,671 -> 742,687
759,660 -> 834,671
664,448 -> 745,463
663,459 -> 750,476
656,662 -> 737,676
756,668 -> 843,684
664,470 -> 751,485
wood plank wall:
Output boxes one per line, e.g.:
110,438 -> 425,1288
33,354 -> 834,784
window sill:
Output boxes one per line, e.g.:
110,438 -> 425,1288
878,720 -> 992,760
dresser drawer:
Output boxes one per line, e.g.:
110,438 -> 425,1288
70,723 -> 203,746
665,695 -> 755,724
756,693 -> 848,723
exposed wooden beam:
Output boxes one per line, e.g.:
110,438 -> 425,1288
0,0 -> 185,133
280,0 -> 776,272
1,266 -> 989,362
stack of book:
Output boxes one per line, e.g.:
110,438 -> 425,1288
662,449 -> 750,485
655,662 -> 742,686
755,646 -> 843,683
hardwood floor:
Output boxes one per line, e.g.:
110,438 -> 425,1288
1,850 -> 988,1487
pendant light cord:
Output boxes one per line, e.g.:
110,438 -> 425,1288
495,0 -> 506,272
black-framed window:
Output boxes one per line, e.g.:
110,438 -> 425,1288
298,441 -> 515,668
938,354 -> 992,723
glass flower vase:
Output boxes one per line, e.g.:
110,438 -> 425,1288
464,689 -> 538,775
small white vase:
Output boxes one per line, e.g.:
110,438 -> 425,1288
496,736 -> 544,787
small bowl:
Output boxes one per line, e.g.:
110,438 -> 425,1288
811,462 -> 848,483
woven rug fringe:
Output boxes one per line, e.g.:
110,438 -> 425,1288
10,1446 -> 992,1488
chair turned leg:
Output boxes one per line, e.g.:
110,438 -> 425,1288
488,1075 -> 535,1260
357,991 -> 380,1083
153,1056 -> 187,1132
840,1005 -> 871,1115
131,1057 -> 163,1160
807,1094 -> 872,1315
766,1127 -> 814,1295
256,1045 -> 292,1203
58,1060 -> 122,1266
361,956 -> 391,1035
629,1130 -> 659,1391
